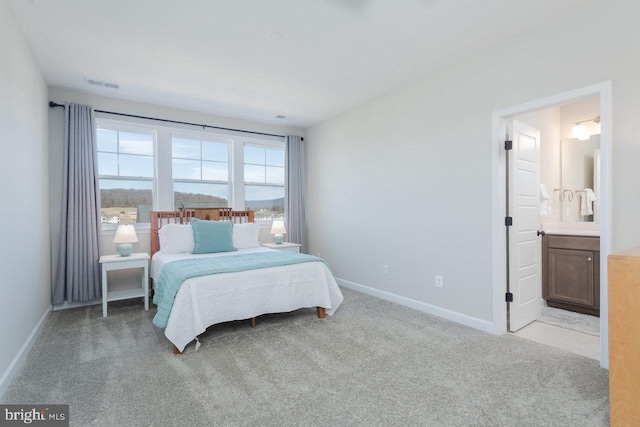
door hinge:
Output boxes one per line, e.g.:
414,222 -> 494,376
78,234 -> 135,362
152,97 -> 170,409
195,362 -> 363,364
505,140 -> 513,150
505,216 -> 513,226
505,292 -> 513,303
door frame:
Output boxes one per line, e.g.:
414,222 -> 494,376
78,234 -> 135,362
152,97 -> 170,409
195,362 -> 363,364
491,82 -> 612,369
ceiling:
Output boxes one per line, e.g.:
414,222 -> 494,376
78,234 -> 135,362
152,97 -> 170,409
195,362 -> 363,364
9,0 -> 585,128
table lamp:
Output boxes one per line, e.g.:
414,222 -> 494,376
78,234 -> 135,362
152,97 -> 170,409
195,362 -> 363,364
113,224 -> 138,256
270,220 -> 286,245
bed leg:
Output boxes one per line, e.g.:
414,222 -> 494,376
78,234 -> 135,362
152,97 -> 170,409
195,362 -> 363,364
173,345 -> 182,355
317,307 -> 326,319
250,317 -> 256,328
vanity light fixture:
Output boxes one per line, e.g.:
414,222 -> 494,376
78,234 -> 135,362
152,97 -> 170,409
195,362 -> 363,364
571,124 -> 590,141
571,116 -> 601,141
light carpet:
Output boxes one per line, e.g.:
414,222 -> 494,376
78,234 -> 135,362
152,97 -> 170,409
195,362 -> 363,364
539,306 -> 600,336
1,288 -> 609,426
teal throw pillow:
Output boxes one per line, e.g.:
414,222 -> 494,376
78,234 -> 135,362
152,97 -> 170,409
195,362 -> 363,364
191,218 -> 237,254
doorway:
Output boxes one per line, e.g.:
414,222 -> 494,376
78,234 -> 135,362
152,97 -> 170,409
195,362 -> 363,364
508,98 -> 602,360
491,82 -> 612,369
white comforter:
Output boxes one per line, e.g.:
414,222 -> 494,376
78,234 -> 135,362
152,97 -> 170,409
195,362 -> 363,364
150,247 -> 343,351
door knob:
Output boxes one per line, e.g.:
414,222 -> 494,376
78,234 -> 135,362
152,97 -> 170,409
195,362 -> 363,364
587,257 -> 592,261
537,230 -> 545,236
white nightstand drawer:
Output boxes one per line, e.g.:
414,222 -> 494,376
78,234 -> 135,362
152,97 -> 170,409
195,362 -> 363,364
261,242 -> 302,253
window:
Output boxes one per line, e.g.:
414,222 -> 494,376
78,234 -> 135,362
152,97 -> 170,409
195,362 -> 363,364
172,136 -> 230,208
94,118 -> 290,228
244,143 -> 285,221
96,126 -> 155,224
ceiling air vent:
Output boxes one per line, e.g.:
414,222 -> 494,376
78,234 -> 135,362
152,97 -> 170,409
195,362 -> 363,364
86,79 -> 119,89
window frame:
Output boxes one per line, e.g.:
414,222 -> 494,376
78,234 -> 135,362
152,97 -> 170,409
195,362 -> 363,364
96,119 -> 158,231
242,140 -> 287,224
94,117 -> 289,231
170,132 -> 233,209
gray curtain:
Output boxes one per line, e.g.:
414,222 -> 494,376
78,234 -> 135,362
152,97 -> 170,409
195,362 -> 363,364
286,135 -> 306,253
53,103 -> 102,304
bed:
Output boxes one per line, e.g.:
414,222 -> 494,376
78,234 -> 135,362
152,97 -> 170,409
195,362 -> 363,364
149,208 -> 343,354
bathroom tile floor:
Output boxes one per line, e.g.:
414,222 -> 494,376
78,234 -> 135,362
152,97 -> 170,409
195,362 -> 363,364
511,321 -> 600,360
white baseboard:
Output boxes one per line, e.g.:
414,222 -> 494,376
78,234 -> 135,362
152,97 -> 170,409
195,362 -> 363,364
0,306 -> 52,398
336,278 -> 495,334
53,298 -> 100,311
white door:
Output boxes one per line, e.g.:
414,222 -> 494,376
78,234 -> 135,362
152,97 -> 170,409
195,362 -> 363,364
507,120 -> 542,332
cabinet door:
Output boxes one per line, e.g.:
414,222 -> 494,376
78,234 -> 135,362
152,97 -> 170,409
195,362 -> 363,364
548,248 -> 595,307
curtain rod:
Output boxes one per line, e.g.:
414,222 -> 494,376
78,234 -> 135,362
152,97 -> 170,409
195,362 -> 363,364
48,101 -> 299,140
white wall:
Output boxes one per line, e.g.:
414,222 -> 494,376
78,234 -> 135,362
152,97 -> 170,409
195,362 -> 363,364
49,87 -> 304,306
306,0 -> 640,325
0,0 -> 51,394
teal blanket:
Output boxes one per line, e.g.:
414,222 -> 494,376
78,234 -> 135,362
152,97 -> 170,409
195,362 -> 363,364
152,251 -> 325,328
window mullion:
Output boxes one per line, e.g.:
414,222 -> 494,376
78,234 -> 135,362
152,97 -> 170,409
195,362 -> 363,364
116,131 -> 120,177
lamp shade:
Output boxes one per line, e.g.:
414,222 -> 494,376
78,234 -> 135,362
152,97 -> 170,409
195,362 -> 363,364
113,224 -> 138,243
113,224 -> 138,256
270,220 -> 286,245
270,220 -> 286,235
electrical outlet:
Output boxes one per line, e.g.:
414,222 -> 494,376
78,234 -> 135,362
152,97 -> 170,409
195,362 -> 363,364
383,265 -> 389,274
435,275 -> 443,288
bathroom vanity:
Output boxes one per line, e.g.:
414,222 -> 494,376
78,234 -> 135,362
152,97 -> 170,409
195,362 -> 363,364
542,233 -> 600,316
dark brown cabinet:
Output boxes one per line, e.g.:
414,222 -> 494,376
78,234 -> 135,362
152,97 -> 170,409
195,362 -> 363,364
542,234 -> 600,316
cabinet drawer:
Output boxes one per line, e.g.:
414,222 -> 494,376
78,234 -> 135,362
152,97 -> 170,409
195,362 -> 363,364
546,235 -> 600,251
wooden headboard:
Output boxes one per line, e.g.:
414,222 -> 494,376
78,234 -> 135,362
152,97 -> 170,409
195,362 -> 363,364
150,208 -> 255,256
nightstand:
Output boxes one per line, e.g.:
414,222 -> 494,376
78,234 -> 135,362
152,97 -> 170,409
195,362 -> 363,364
261,242 -> 302,253
99,253 -> 150,317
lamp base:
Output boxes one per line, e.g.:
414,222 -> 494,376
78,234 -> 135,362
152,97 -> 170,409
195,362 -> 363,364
116,243 -> 133,257
273,234 -> 284,245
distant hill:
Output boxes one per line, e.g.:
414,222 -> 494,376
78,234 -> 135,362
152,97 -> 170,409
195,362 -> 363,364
101,188 -> 152,208
246,197 -> 284,210
101,188 -> 227,208
174,191 -> 227,207
101,188 -> 282,210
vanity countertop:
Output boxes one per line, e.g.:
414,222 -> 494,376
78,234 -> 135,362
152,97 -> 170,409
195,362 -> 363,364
544,230 -> 600,237
542,222 -> 600,237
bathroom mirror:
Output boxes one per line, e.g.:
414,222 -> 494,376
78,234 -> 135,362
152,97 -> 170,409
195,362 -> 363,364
560,135 -> 600,222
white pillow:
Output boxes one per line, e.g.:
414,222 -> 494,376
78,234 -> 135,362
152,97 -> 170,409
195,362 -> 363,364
233,223 -> 261,249
159,224 -> 195,254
